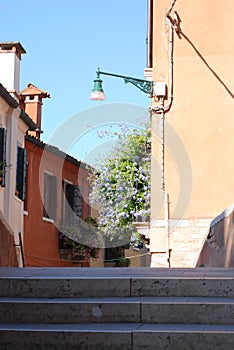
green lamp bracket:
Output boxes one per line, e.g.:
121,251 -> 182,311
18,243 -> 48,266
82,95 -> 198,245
97,68 -> 154,97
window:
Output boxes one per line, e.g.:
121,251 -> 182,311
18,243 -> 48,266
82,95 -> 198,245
43,172 -> 57,220
62,181 -> 83,225
16,146 -> 27,200
0,128 -> 6,187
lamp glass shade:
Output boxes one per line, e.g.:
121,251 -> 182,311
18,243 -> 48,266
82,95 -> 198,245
90,77 -> 105,100
90,90 -> 105,101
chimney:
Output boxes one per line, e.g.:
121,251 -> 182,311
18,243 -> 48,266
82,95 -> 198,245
19,83 -> 50,139
0,42 -> 26,98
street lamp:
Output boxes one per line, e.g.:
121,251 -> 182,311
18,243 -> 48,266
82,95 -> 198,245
90,67 -> 156,100
90,66 -> 171,268
90,68 -> 105,101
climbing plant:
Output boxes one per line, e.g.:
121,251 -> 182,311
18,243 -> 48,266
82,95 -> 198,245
89,123 -> 151,246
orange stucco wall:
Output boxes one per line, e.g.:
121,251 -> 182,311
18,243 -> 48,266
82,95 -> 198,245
151,0 -> 234,220
24,138 -> 91,267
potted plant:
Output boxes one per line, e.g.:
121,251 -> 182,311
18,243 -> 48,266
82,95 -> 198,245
0,161 -> 10,187
116,256 -> 130,267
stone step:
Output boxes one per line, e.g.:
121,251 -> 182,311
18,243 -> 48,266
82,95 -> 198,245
1,267 -> 234,298
0,297 -> 139,324
1,323 -> 234,350
1,268 -> 234,349
1,296 -> 234,325
135,323 -> 234,350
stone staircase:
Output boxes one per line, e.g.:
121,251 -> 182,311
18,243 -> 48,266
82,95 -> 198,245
0,267 -> 234,349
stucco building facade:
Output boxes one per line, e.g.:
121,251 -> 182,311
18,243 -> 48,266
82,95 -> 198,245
23,134 -> 92,267
0,42 -> 95,267
0,42 -> 37,266
147,0 -> 234,267
19,83 -> 94,267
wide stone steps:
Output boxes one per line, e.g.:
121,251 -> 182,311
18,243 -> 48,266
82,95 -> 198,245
1,323 -> 234,350
0,267 -> 234,349
1,268 -> 234,298
1,296 -> 234,324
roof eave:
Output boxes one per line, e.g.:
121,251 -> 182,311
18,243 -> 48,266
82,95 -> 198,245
0,83 -> 18,108
19,110 -> 38,131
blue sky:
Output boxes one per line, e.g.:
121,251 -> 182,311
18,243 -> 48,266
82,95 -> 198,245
1,1 -> 149,162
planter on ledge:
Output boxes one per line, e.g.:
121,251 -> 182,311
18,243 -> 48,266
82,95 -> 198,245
58,249 -> 85,262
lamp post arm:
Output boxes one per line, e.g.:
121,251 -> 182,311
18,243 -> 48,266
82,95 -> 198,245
123,77 -> 153,96
97,68 -> 154,97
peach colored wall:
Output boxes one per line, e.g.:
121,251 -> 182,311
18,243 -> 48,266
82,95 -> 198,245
151,0 -> 234,220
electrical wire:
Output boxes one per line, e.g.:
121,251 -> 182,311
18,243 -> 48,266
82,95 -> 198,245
24,251 -> 150,266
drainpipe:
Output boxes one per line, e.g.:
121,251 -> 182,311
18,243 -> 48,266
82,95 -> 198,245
149,14 -> 175,267
153,95 -> 171,268
150,16 -> 174,113
165,191 -> 170,266
147,0 -> 153,68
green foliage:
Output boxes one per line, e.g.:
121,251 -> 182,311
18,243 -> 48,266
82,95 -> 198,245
0,161 -> 10,176
90,123 -> 151,245
59,217 -> 100,260
116,257 -> 131,267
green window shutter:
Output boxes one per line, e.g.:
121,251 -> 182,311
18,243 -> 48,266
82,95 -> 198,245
0,128 -> 6,187
73,186 -> 83,219
16,147 -> 27,201
65,183 -> 75,225
62,183 -> 82,225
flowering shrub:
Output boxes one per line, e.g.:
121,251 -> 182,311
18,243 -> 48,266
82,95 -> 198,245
89,123 -> 151,245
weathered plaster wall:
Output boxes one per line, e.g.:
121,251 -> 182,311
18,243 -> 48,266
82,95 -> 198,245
197,205 -> 234,267
0,210 -> 18,266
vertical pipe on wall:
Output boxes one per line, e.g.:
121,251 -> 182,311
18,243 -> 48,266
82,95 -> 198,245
147,0 -> 153,68
165,191 -> 170,267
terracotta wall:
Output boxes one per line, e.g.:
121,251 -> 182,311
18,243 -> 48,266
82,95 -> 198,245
24,138 -> 91,267
0,210 -> 18,267
197,205 -> 234,267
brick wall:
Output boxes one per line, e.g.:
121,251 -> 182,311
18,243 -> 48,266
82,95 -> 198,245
151,219 -> 211,268
0,210 -> 18,267
169,219 -> 211,267
151,207 -> 234,268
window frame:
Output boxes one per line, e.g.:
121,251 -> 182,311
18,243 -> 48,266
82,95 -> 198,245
62,180 -> 83,226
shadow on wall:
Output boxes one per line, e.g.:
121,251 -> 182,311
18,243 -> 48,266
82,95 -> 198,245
197,205 -> 234,267
170,10 -> 234,100
0,210 -> 18,267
